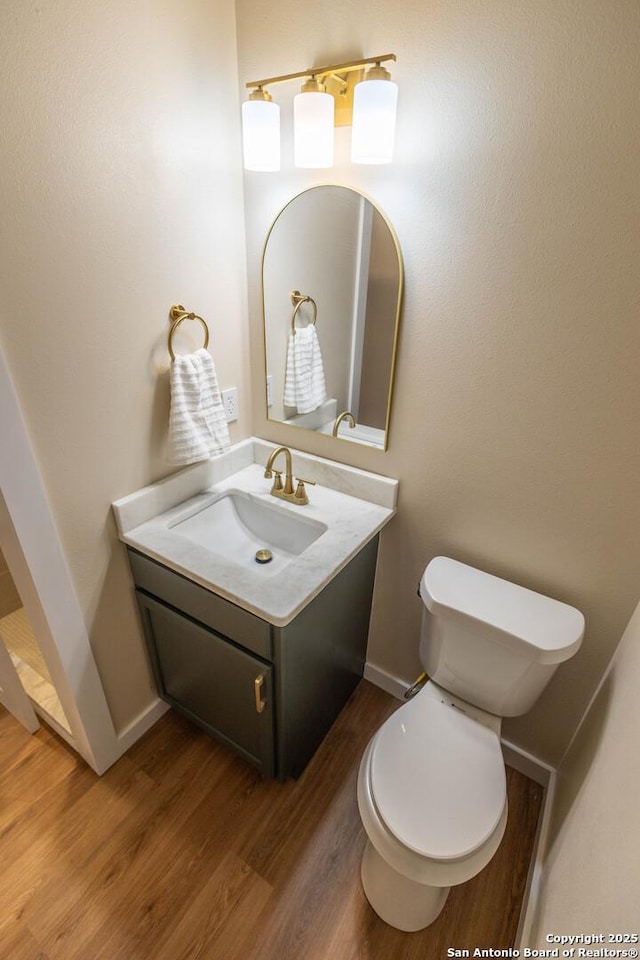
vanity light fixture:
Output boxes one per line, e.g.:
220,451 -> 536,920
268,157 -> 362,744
351,63 -> 399,164
241,86 -> 280,171
242,54 -> 397,171
294,76 -> 334,168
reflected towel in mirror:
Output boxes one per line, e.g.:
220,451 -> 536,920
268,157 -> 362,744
167,347 -> 231,464
283,326 -> 327,414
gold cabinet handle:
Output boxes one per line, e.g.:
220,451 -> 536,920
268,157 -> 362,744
254,674 -> 266,714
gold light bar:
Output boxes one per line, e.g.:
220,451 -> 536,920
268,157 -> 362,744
245,53 -> 396,91
241,53 -> 398,170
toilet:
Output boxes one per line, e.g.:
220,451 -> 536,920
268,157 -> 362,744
357,556 -> 584,932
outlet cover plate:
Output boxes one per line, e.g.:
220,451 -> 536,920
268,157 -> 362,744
221,387 -> 238,422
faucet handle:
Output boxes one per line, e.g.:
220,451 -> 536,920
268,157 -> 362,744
271,469 -> 284,492
293,476 -> 316,504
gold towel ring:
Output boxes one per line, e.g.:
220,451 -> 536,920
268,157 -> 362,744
290,290 -> 317,335
168,304 -> 210,360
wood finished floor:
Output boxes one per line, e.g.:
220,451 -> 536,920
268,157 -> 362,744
0,681 -> 542,960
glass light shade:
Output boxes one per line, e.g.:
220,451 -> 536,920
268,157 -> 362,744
242,98 -> 280,171
351,77 -> 398,164
294,90 -> 334,168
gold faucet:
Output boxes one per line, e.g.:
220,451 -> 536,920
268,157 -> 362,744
263,446 -> 315,506
332,411 -> 356,437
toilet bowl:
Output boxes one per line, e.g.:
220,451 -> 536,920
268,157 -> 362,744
357,681 -> 508,930
357,556 -> 585,931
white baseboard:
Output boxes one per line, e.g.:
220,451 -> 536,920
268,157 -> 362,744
363,662 -> 407,700
501,738 -> 554,788
500,740 -> 555,946
515,767 -> 556,947
32,702 -> 78,751
115,697 -> 170,754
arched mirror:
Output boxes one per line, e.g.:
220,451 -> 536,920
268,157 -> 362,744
262,186 -> 403,450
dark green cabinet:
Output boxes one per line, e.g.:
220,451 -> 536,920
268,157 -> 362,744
129,536 -> 378,779
136,592 -> 275,775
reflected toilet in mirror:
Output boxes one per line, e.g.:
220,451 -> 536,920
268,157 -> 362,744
262,186 -> 403,450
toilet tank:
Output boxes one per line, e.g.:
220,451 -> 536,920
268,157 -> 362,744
418,558 -> 584,717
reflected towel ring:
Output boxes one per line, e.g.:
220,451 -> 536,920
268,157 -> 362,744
290,290 -> 317,335
168,304 -> 210,360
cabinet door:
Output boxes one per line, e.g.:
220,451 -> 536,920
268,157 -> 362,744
136,591 -> 274,776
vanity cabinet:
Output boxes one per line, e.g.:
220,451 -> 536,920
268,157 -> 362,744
128,535 -> 379,779
135,591 -> 275,775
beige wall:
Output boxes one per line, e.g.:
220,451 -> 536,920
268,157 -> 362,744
0,0 -> 250,731
237,0 -> 640,763
531,597 -> 640,933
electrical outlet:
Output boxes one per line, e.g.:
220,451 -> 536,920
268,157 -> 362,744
221,387 -> 238,423
266,374 -> 273,407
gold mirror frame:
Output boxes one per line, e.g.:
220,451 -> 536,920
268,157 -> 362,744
261,184 -> 404,450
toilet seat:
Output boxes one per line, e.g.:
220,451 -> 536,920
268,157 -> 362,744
358,737 -> 508,889
369,687 -> 506,861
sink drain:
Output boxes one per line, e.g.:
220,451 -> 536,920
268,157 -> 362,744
255,548 -> 273,564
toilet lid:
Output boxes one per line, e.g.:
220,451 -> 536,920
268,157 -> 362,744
370,694 -> 506,861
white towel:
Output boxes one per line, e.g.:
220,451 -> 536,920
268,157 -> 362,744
167,347 -> 231,465
283,325 -> 327,414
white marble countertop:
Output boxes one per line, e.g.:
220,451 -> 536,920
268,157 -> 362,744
112,439 -> 398,627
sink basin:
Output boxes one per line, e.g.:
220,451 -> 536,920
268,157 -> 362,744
112,439 -> 398,624
169,489 -> 327,574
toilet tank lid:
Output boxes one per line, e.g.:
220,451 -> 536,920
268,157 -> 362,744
420,557 -> 585,664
